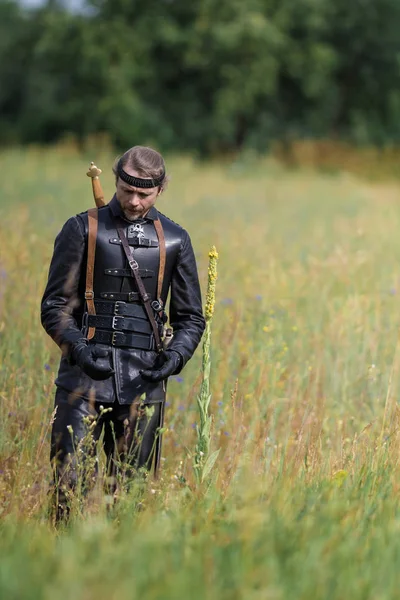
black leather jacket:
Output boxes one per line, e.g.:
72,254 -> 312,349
41,195 -> 205,404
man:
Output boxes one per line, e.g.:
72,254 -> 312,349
41,145 -> 205,517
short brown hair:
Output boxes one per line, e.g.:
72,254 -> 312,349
113,146 -> 168,189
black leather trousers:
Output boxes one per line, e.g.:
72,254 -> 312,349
50,386 -> 162,520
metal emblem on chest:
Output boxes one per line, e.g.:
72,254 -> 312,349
128,223 -> 145,239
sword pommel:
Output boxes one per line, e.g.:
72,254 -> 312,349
86,161 -> 102,180
86,161 -> 106,207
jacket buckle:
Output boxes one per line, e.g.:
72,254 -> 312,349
129,259 -> 139,270
112,316 -> 123,330
114,301 -> 125,315
151,299 -> 163,312
112,331 -> 123,346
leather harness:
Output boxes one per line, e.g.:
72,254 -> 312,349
85,207 -> 166,351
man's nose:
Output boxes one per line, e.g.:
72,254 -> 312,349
129,194 -> 140,206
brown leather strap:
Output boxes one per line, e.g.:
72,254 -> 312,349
115,221 -> 163,352
153,218 -> 166,301
86,207 -> 98,340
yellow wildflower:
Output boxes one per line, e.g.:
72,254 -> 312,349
205,246 -> 218,320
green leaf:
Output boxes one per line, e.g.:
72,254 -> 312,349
201,448 -> 221,482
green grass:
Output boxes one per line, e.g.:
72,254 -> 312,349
1,144 -> 400,598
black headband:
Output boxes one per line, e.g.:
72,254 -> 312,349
117,158 -> 165,189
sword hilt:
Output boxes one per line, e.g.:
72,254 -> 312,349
87,161 -> 106,207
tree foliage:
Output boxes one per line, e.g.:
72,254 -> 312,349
1,0 -> 400,153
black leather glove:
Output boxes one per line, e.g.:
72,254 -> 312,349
140,350 -> 182,383
72,342 -> 115,381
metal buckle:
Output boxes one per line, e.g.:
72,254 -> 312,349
111,331 -> 123,346
85,291 -> 94,300
151,299 -> 163,312
112,316 -> 122,330
129,259 -> 139,270
114,301 -> 125,315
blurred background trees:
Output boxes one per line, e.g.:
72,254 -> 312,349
1,0 -> 400,154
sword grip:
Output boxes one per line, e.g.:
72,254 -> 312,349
91,177 -> 106,208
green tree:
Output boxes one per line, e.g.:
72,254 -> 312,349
1,0 -> 400,151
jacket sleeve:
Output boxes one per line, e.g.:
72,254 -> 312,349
41,216 -> 86,353
168,230 -> 206,370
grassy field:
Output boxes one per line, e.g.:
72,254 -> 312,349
1,145 -> 400,598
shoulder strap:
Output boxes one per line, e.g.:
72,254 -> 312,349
85,207 -> 98,340
114,220 -> 163,352
153,217 -> 166,301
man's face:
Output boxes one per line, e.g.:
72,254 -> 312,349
116,168 -> 161,221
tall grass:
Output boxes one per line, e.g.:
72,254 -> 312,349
1,145 -> 400,598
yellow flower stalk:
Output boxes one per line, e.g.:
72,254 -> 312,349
193,246 -> 220,485
205,246 -> 218,321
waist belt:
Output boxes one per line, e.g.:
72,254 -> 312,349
92,329 -> 156,350
87,314 -> 152,335
94,299 -> 147,319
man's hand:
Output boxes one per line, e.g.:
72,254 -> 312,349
72,342 -> 114,381
140,350 -> 182,383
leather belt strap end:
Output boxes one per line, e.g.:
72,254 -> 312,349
100,291 -> 140,302
104,268 -> 154,278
